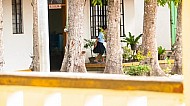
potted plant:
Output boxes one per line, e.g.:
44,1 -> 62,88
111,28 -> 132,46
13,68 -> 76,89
158,46 -> 166,60
84,39 -> 96,63
121,32 -> 143,50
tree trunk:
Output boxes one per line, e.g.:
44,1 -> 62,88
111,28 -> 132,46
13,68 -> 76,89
172,1 -> 182,74
142,0 -> 165,76
104,0 -> 123,74
30,0 -> 40,71
60,0 -> 87,73
0,0 -> 4,71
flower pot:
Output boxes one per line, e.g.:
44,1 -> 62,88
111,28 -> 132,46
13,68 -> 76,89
88,57 -> 96,63
131,44 -> 137,50
158,54 -> 165,60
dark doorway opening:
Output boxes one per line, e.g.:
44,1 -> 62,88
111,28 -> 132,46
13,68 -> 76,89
48,9 -> 64,72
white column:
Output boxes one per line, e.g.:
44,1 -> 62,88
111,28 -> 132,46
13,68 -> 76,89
182,0 -> 190,106
37,0 -> 50,72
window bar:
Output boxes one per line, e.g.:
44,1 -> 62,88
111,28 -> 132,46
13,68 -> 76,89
120,1 -> 122,36
90,0 -> 92,38
121,0 -> 125,36
94,6 -> 97,37
105,1 -> 107,28
19,0 -> 23,33
14,0 -> 18,34
100,5 -> 102,29
97,5 -> 100,36
92,6 -> 94,38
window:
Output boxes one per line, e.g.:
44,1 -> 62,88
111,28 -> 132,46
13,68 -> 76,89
12,0 -> 23,34
90,0 -> 125,38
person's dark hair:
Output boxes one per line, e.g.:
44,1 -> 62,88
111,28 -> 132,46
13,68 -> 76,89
103,26 -> 107,30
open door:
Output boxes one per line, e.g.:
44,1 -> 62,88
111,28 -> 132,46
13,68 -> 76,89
48,0 -> 67,71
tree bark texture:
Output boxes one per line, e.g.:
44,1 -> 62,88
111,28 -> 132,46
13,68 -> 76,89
60,0 -> 87,73
172,1 -> 182,74
30,0 -> 40,71
104,0 -> 123,74
142,0 -> 165,76
0,0 -> 3,71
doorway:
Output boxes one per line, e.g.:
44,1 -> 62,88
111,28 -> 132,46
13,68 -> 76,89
48,3 -> 67,71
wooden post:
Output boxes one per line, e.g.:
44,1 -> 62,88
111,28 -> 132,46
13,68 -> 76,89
37,0 -> 50,72
182,0 -> 190,105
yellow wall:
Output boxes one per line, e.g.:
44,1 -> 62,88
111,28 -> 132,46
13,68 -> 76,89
0,72 -> 184,106
182,0 -> 190,106
0,86 -> 184,106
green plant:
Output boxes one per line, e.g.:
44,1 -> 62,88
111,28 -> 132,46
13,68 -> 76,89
122,46 -> 133,62
135,51 -> 152,62
124,65 -> 151,76
121,32 -> 142,50
158,46 -> 166,55
135,51 -> 146,62
163,57 -> 172,75
158,46 -> 166,60
91,0 -> 108,6
84,39 -> 95,57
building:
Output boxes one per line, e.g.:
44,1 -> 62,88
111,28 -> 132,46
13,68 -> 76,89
2,0 -> 175,71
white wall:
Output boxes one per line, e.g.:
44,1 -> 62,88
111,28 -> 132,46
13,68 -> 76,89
3,0 -> 33,71
156,6 -> 171,49
84,0 -> 171,62
133,0 -> 171,49
83,0 -> 95,63
134,0 -> 144,35
124,0 -> 135,34
2,0 -> 171,68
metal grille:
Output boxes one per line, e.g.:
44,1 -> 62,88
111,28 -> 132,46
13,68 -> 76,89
48,0 -> 63,4
12,0 -> 23,34
120,0 -> 125,37
90,0 -> 125,39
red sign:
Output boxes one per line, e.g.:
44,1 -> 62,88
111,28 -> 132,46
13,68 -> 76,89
49,4 -> 62,9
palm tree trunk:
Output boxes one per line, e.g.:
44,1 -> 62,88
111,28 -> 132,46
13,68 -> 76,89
60,0 -> 87,73
172,1 -> 182,74
104,0 -> 123,74
0,0 -> 4,71
142,0 -> 165,76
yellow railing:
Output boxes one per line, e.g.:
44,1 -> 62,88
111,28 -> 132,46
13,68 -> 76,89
0,72 -> 184,106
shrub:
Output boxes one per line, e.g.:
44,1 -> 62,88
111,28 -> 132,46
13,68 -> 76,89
122,46 -> 133,62
124,65 -> 151,76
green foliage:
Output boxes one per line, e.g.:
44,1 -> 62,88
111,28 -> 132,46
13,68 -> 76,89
134,51 -> 152,62
157,0 -> 181,7
124,65 -> 151,76
163,57 -> 172,74
135,51 -> 146,62
121,32 -> 143,47
158,46 -> 166,55
91,0 -> 108,6
84,39 -> 95,57
122,46 -> 133,61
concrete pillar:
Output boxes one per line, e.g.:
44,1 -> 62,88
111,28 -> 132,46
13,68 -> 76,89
37,0 -> 50,72
182,0 -> 190,105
